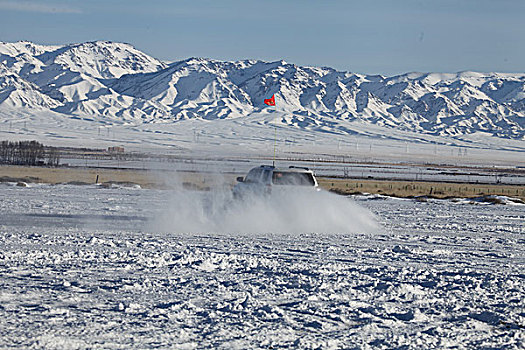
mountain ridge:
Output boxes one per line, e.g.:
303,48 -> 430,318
0,40 -> 524,140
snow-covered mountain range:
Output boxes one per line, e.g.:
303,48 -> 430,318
1,40 -> 524,140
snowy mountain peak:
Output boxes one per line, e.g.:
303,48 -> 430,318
34,41 -> 167,79
0,40 -> 61,57
0,40 -> 524,140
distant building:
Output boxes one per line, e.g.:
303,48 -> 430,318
108,146 -> 125,153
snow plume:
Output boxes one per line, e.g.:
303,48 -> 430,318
151,175 -> 379,235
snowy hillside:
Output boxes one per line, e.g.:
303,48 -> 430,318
1,40 -> 524,140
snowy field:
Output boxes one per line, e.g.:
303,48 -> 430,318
2,108 -> 525,169
0,183 -> 524,349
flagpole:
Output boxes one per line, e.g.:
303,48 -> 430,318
273,124 -> 277,167
273,94 -> 277,167
264,94 -> 277,167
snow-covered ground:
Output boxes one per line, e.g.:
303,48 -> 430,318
0,182 -> 523,348
2,107 -> 525,170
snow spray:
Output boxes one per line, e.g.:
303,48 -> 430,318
151,176 -> 379,235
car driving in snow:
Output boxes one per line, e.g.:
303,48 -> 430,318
233,165 -> 319,198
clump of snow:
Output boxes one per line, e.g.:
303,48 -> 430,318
454,195 -> 525,206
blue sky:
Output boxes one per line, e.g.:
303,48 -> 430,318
0,0 -> 523,76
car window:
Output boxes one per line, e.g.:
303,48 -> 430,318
261,169 -> 272,184
272,171 -> 315,186
245,168 -> 263,183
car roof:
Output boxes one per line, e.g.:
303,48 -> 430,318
256,165 -> 313,173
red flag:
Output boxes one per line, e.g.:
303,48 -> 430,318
264,94 -> 275,106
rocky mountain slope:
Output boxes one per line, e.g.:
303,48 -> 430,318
1,40 -> 524,139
